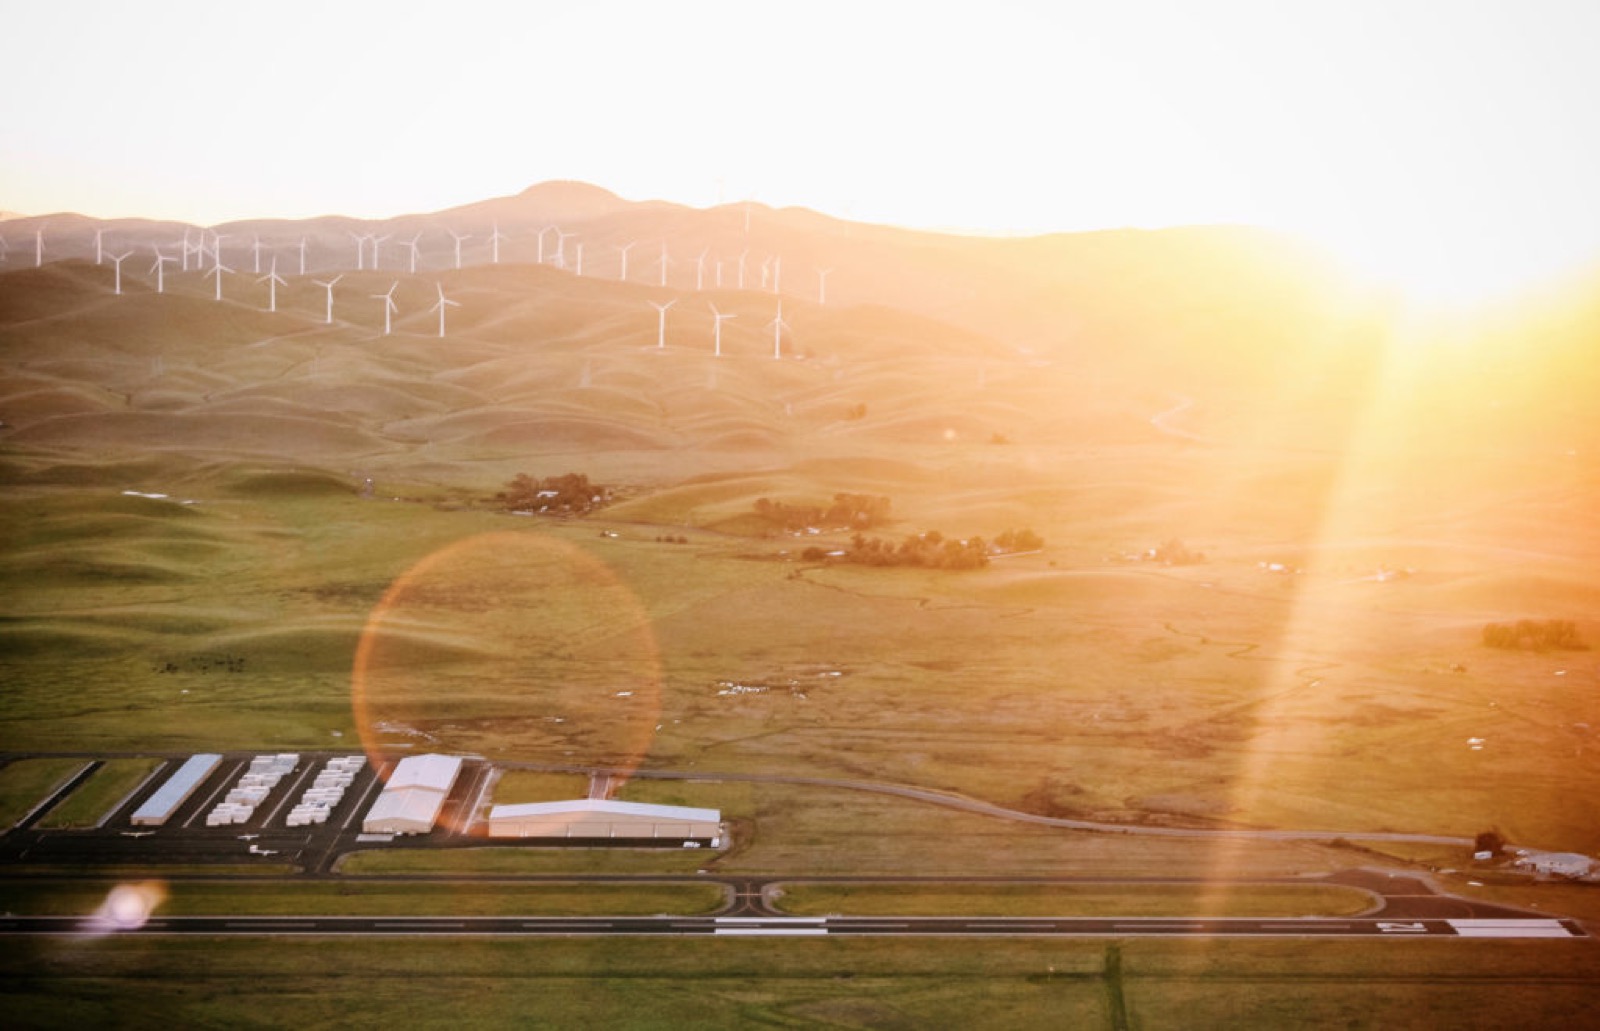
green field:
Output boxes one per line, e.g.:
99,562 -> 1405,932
4,936 -> 1598,1030
0,879 -> 725,918
34,758 -> 163,829
0,758 -> 92,828
772,881 -> 1376,918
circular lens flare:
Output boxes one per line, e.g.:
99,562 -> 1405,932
352,532 -> 662,819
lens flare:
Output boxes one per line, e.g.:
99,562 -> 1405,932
352,532 -> 662,799
83,881 -> 167,935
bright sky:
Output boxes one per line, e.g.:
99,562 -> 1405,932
3,0 -> 1598,301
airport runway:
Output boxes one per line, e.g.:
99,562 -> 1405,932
0,913 -> 1586,939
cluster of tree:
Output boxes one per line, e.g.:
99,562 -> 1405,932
1481,619 -> 1585,652
994,528 -> 1045,553
496,472 -> 609,515
753,493 -> 892,532
843,530 -> 989,569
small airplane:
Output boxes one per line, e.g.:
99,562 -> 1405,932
247,844 -> 278,856
237,834 -> 259,841
120,831 -> 155,838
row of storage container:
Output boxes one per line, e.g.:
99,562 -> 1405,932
285,755 -> 367,828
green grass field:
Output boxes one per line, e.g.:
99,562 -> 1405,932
772,881 -> 1375,918
0,879 -> 725,918
0,758 -> 92,828
34,758 -> 163,829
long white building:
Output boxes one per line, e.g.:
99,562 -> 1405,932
486,798 -> 722,846
361,754 -> 463,836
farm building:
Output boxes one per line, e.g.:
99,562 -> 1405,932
130,754 -> 222,826
361,753 -> 463,836
486,798 -> 722,846
1514,851 -> 1596,879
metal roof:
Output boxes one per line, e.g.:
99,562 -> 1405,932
363,786 -> 449,832
130,754 -> 222,823
489,799 -> 721,824
386,753 -> 463,793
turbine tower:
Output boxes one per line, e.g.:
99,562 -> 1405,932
657,242 -> 671,287
181,229 -> 198,272
251,235 -> 264,274
349,231 -> 368,271
258,256 -> 287,312
372,281 -> 399,335
772,255 -> 782,294
488,222 -> 507,264
534,225 -> 552,264
108,250 -> 133,295
737,249 -> 748,289
694,249 -> 708,291
94,228 -> 105,265
649,299 -> 676,349
429,283 -> 460,338
708,303 -> 736,358
575,242 -> 584,277
817,267 -> 832,305
313,274 -> 343,324
768,300 -> 790,360
205,259 -> 233,302
553,229 -> 574,270
371,233 -> 391,270
447,229 -> 471,271
207,231 -> 231,272
616,241 -> 635,282
35,225 -> 45,267
760,256 -> 771,290
149,246 -> 176,294
403,233 -> 423,274
297,236 -> 308,276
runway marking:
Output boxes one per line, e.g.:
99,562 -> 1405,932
521,922 -> 612,929
226,921 -> 316,929
715,917 -> 825,924
377,922 -> 466,929
1115,922 -> 1206,930
1448,919 -> 1579,938
714,928 -> 828,936
970,923 -> 1057,930
1261,923 -> 1352,930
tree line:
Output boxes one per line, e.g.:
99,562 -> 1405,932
496,472 -> 609,515
753,493 -> 892,532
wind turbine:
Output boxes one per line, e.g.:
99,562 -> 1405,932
403,233 -> 423,274
817,267 -> 833,305
694,249 -> 708,291
534,225 -> 551,264
767,301 -> 790,359
616,241 -> 635,282
429,283 -> 460,338
709,303 -> 736,358
297,236 -> 308,276
574,242 -> 584,277
349,231 -> 368,271
553,229 -> 573,269
657,242 -> 670,287
488,222 -> 507,264
251,235 -> 264,274
35,225 -> 46,267
313,274 -> 342,324
258,256 -> 287,312
205,259 -> 233,301
372,281 -> 398,335
760,256 -> 771,290
181,228 -> 198,272
149,245 -> 176,294
209,232 -> 231,271
772,255 -> 782,294
94,228 -> 105,265
447,229 -> 470,271
0,235 -> 8,264
649,299 -> 676,349
371,233 -> 391,270
737,249 -> 748,289
108,250 -> 133,295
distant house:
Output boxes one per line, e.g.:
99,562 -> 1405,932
1513,852 -> 1595,879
